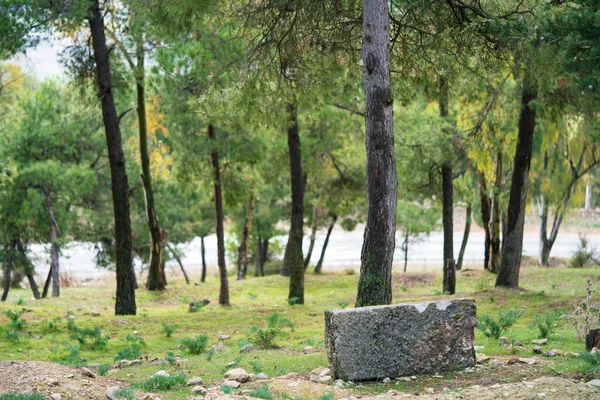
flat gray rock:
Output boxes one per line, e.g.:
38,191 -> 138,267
325,298 -> 477,381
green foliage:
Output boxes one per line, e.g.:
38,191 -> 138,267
51,342 -> 82,366
114,335 -> 145,361
249,360 -> 263,373
337,301 -> 350,308
189,302 -> 204,312
165,352 -> 177,365
287,297 -> 300,306
97,364 -> 112,376
3,309 -> 26,343
113,388 -> 136,400
570,236 -> 598,268
138,374 -> 186,392
161,322 -> 179,338
41,317 -> 62,333
66,319 -> 108,350
180,334 -> 208,355
319,394 -> 334,400
531,311 -> 563,339
221,386 -> 233,394
579,351 -> 600,374
478,309 -> 524,339
248,385 -> 274,400
250,313 -> 294,348
0,395 -> 46,400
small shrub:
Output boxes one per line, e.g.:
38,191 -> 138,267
563,277 -> 600,340
67,319 -> 109,350
0,394 -> 46,400
344,268 -> 355,275
41,317 -> 62,333
580,351 -> 600,374
531,311 -> 563,339
249,360 -> 263,373
319,393 -> 334,400
400,285 -> 408,292
287,297 -> 300,306
570,236 -> 599,268
475,276 -> 492,291
51,343 -> 82,366
16,298 -> 27,306
161,322 -> 179,338
114,335 -> 145,361
180,334 -> 208,355
337,300 -> 350,308
478,309 -> 524,339
113,388 -> 136,400
248,385 -> 274,400
97,364 -> 112,376
189,302 -> 204,313
5,309 -> 26,330
205,347 -> 216,361
249,313 -> 294,348
221,385 -> 233,394
165,352 -> 177,365
138,374 -> 186,391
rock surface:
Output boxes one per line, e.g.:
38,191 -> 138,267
224,368 -> 251,383
325,298 -> 477,381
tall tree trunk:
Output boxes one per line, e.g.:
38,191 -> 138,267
17,242 -> 40,299
356,0 -> 397,307
477,170 -> 492,271
42,267 -> 51,299
496,69 -> 537,288
443,259 -> 456,295
537,152 -> 550,266
540,177 -> 577,266
166,244 -> 190,284
88,0 -> 136,315
134,40 -> 165,292
304,205 -> 318,269
439,76 -> 454,271
1,242 -> 14,302
42,184 -> 60,297
282,104 -> 305,304
237,196 -> 254,280
200,236 -> 207,283
403,231 -> 409,273
586,183 -> 593,210
261,239 -> 269,276
209,124 -> 229,305
456,202 -> 472,270
491,151 -> 503,273
254,237 -> 262,277
315,214 -> 337,274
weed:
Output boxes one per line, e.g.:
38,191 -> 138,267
97,364 -> 112,376
165,352 -> 177,365
180,334 -> 208,355
5,309 -> 26,330
319,393 -> 334,400
531,311 -> 563,339
249,360 -> 263,373
113,388 -> 136,400
478,309 -> 524,339
51,342 -> 83,366
287,297 -> 300,306
570,236 -> 599,268
476,276 -> 492,291
489,295 -> 495,304
189,302 -> 204,312
344,268 -> 355,275
161,322 -> 179,338
249,292 -> 258,300
138,374 -> 186,391
249,385 -> 274,400
41,317 -> 62,334
579,351 -> 600,373
16,298 -> 27,306
400,285 -> 408,292
67,319 -> 109,350
249,313 -> 294,348
563,277 -> 600,340
0,395 -> 46,400
115,335 -> 145,361
337,300 -> 350,308
221,385 -> 233,394
206,347 -> 216,361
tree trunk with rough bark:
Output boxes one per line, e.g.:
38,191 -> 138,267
254,237 -> 262,277
477,170 -> 492,271
18,242 -> 40,299
304,205 -> 318,269
356,0 -> 397,307
237,196 -> 254,280
456,202 -> 472,271
282,104 -> 305,304
167,244 -> 190,284
42,268 -> 51,299
200,236 -> 207,283
402,231 -> 409,273
586,183 -> 593,210
491,151 -> 503,274
443,258 -> 456,295
315,214 -> 337,274
209,124 -> 229,305
439,76 -> 454,272
1,242 -> 14,302
261,239 -> 268,276
42,184 -> 60,298
88,0 -> 136,315
497,69 -> 537,288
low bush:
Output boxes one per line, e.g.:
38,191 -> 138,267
249,313 -> 294,348
478,309 -> 524,339
180,334 -> 208,355
138,374 -> 186,391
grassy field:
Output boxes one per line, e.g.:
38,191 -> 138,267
0,265 -> 599,398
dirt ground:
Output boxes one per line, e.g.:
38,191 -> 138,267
1,360 -> 600,400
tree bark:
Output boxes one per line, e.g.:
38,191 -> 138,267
1,242 -> 14,302
443,258 -> 456,295
18,242 -> 40,299
88,0 -> 136,315
42,267 -> 51,299
237,196 -> 254,280
42,184 -> 60,297
356,0 -> 397,307
456,202 -> 472,271
304,205 -> 318,269
477,170 -> 492,271
586,183 -> 593,210
254,237 -> 262,277
439,77 -> 454,271
402,231 -> 409,273
167,244 -> 190,284
261,239 -> 268,276
496,69 -> 537,288
200,236 -> 207,283
315,214 -> 337,274
282,104 -> 305,304
491,151 -> 503,273
209,124 -> 229,305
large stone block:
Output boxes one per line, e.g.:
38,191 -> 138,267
325,298 -> 477,381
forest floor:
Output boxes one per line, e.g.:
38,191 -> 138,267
1,265 -> 600,399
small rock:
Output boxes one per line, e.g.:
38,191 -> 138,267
218,334 -> 231,340
518,357 -> 537,365
533,346 -> 543,354
426,388 -> 434,394
105,386 -> 120,400
225,362 -> 237,368
222,380 -> 241,388
92,312 -> 100,317
187,377 -> 204,386
532,338 -> 548,345
396,377 -> 412,382
153,370 -> 170,378
544,351 -> 557,357
569,352 -> 580,357
202,298 -> 210,305
130,360 -> 141,366
538,393 -> 546,398
303,346 -> 313,353
256,373 -> 268,379
224,368 -> 251,383
474,345 -> 484,351
190,386 -> 208,395
490,359 -> 504,367
239,344 -> 253,353
310,367 -> 327,376
213,343 -> 225,353
318,375 -> 333,384
507,357 -> 519,365
382,377 -> 391,383
64,374 -> 74,379
476,353 -> 490,363
334,379 -> 344,388
118,360 -> 132,368
587,379 -> 600,388
50,394 -> 62,400
319,368 -> 331,377
499,337 -> 510,346
592,348 -> 599,355
140,395 -> 159,400
410,376 -> 417,380
81,367 -> 96,378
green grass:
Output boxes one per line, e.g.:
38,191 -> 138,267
0,266 -> 599,398
0,395 -> 46,400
